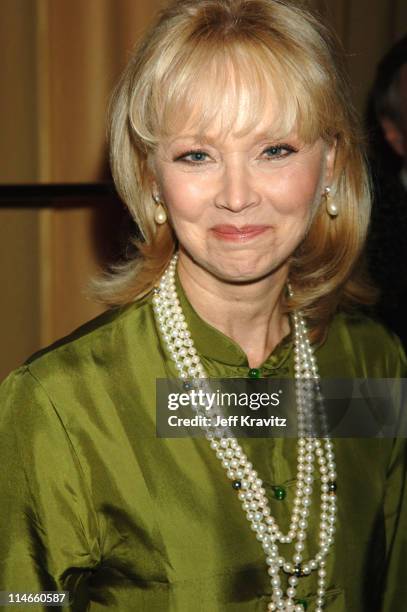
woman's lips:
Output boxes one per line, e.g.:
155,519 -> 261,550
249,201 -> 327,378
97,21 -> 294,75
210,224 -> 271,241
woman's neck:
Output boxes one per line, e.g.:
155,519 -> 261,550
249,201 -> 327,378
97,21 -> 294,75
177,254 -> 290,368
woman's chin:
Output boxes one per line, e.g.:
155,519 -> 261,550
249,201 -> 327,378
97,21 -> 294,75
179,245 -> 289,285
204,258 -> 287,285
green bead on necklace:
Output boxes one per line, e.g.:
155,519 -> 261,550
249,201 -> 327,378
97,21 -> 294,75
248,368 -> 261,378
272,485 -> 287,501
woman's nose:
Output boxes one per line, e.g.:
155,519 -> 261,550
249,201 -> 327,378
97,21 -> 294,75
214,162 -> 260,213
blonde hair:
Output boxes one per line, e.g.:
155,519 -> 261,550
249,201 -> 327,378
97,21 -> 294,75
92,0 -> 375,335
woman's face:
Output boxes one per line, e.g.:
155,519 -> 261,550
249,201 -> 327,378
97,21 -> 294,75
152,111 -> 335,284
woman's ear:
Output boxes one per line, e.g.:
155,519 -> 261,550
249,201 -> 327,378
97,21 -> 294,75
150,178 -> 158,196
325,137 -> 337,185
144,156 -> 159,197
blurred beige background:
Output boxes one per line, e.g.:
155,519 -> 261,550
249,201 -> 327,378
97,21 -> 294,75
1,0 -> 406,380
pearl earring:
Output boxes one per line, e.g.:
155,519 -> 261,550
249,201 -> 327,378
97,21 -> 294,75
153,194 -> 167,225
324,187 -> 338,217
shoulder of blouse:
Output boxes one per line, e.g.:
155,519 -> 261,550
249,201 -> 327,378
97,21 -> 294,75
26,292 -> 153,364
0,292 -> 155,398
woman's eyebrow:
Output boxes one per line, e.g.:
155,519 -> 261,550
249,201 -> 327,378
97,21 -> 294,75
252,128 -> 298,141
166,134 -> 215,147
164,128 -> 300,149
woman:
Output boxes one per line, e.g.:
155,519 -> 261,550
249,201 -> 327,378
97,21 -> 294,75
1,1 -> 406,610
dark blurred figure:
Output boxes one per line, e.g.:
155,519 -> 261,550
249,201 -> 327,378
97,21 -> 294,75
366,35 -> 407,349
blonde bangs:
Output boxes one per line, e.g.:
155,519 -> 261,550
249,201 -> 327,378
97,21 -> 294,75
133,32 -> 334,149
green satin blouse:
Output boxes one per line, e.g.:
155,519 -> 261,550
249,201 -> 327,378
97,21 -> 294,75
1,280 -> 407,611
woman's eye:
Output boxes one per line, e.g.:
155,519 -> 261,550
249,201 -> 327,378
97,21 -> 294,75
262,145 -> 295,159
176,150 -> 209,164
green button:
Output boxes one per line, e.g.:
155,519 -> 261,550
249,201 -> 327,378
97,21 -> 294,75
295,599 -> 308,610
272,485 -> 286,501
248,368 -> 261,378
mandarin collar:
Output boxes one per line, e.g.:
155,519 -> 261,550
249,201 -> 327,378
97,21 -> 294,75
175,271 -> 292,371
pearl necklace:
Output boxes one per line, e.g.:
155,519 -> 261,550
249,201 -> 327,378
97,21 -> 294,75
152,254 -> 337,612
